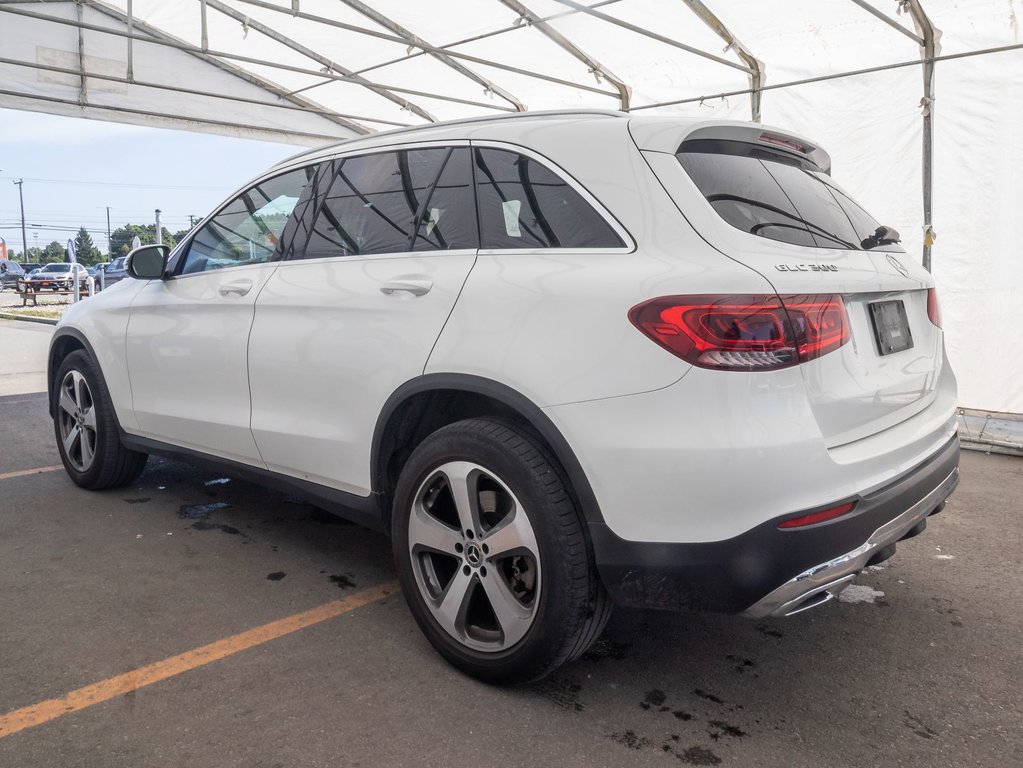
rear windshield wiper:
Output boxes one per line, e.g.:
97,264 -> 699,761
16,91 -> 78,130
860,225 -> 901,250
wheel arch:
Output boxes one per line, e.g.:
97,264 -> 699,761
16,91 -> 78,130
371,374 -> 605,532
47,328 -> 94,417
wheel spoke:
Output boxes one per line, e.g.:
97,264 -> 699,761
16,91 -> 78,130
479,570 -> 533,646
62,424 -> 80,457
72,371 -> 87,412
433,567 -> 474,638
80,430 -> 95,468
482,509 -> 539,560
409,502 -> 461,555
81,406 -> 97,431
58,388 -> 77,418
441,462 -> 480,535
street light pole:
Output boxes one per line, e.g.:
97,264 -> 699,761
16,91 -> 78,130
13,179 -> 27,261
106,206 -> 112,257
155,209 -> 162,245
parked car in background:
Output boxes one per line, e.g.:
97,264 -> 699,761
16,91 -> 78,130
103,257 -> 127,286
46,111 -> 959,684
0,260 -> 25,290
27,262 -> 89,291
87,264 -> 108,288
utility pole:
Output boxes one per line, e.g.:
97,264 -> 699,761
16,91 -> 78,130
106,206 -> 112,257
155,209 -> 162,244
13,179 -> 27,262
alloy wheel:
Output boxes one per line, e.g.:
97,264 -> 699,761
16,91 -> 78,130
57,370 -> 98,472
408,461 -> 541,652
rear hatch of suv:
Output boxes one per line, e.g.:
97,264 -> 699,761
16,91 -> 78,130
632,120 -> 944,449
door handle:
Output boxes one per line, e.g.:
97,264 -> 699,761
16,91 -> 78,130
218,279 -> 253,297
379,279 -> 433,297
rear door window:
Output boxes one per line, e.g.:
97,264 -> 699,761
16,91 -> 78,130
677,139 -> 899,251
298,147 -> 477,260
473,147 -> 624,250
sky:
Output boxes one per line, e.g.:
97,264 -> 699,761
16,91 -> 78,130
0,108 -> 302,259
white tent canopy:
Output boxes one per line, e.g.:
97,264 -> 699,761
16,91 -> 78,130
2,0 -> 1021,414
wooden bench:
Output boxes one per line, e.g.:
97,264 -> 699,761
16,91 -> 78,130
18,282 -> 96,307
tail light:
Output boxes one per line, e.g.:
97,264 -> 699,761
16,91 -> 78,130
926,288 -> 942,328
629,294 -> 849,371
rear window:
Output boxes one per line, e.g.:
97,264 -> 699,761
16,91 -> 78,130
473,148 -> 624,250
676,139 -> 901,252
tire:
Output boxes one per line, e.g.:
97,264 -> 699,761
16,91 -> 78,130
53,350 -> 148,489
392,418 -> 611,684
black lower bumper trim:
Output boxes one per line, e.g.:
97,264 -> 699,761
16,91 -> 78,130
590,435 -> 960,614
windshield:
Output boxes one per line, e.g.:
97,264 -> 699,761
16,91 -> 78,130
676,139 -> 903,252
41,264 -> 69,273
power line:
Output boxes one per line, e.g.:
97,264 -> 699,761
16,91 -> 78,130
0,175 -> 231,192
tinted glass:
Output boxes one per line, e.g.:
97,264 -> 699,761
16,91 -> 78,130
300,147 -> 477,260
677,139 -> 900,251
473,148 -> 624,249
179,166 -> 316,275
676,150 -> 816,248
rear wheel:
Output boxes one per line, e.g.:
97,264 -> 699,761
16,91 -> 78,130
53,350 -> 148,489
392,418 -> 611,684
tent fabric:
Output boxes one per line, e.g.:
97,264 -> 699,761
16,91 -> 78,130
1,0 -> 1021,413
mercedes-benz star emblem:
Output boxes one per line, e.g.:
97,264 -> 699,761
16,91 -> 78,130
886,254 -> 909,277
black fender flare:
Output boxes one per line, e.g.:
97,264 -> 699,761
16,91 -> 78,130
371,373 -> 606,526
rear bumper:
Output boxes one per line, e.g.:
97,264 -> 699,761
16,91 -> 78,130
590,434 -> 960,614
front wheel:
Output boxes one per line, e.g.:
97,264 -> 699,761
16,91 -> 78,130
53,350 -> 148,489
392,419 -> 611,684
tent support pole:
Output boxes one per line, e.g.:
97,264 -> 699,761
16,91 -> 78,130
125,0 -> 133,82
906,0 -> 941,272
75,0 -> 87,105
680,0 -> 764,121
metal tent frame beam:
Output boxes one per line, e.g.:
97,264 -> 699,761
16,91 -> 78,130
551,0 -> 754,74
680,0 -> 764,121
203,0 -> 438,122
338,0 -> 527,112
227,0 -> 619,103
90,0 -> 373,136
497,0 -> 631,110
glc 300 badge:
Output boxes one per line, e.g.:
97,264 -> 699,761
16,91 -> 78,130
774,264 -> 839,272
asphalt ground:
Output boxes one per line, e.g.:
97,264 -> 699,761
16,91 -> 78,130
0,318 -> 1021,768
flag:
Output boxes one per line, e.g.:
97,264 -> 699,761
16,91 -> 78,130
67,239 -> 77,263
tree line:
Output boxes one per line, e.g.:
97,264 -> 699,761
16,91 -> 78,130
6,223 -> 191,266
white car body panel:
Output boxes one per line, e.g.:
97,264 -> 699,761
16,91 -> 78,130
248,251 -> 477,495
125,262 -> 278,465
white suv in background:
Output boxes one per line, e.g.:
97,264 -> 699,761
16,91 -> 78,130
48,111 -> 958,683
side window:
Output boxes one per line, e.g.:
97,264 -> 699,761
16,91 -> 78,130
473,148 -> 624,249
178,166 -> 317,275
299,147 -> 477,260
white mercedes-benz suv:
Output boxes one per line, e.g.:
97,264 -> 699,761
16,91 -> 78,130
48,111 -> 959,683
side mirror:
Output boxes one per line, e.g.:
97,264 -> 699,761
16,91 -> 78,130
126,244 -> 170,280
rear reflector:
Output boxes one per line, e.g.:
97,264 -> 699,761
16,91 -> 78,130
927,287 -> 942,328
778,501 -> 857,529
629,294 -> 849,371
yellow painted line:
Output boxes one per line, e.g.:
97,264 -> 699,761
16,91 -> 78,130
0,465 -> 64,482
0,580 -> 400,739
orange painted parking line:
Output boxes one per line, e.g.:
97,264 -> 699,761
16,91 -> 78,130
0,465 -> 63,482
0,580 -> 400,739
